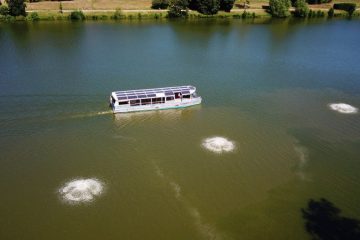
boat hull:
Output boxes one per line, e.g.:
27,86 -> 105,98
111,97 -> 202,114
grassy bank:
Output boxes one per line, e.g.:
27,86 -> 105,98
0,8 -> 359,22
0,9 -> 272,22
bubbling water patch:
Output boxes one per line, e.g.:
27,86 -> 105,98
202,137 -> 235,153
329,103 -> 358,114
59,178 -> 104,204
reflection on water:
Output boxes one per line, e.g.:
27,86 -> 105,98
302,198 -> 360,240
112,106 -> 201,128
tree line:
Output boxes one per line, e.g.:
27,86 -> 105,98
269,0 -> 356,18
152,0 -> 236,17
0,0 -> 26,17
0,0 -> 357,19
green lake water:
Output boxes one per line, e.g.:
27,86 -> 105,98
0,19 -> 360,240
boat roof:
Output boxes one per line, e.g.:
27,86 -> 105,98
111,85 -> 196,101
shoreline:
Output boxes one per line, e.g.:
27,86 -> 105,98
1,8 -> 359,22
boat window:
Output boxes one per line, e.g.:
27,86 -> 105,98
183,95 -> 190,99
175,92 -> 181,99
119,101 -> 129,105
166,96 -> 174,101
130,100 -> 140,106
141,98 -> 151,105
152,98 -> 163,104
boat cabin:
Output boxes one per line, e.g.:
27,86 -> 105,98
109,85 -> 201,113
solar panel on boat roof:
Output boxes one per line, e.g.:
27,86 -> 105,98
147,94 -> 156,97
127,95 -> 137,99
115,86 -> 192,95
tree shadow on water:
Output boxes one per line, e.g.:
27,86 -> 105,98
302,198 -> 360,240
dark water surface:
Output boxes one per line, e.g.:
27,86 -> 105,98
0,19 -> 360,240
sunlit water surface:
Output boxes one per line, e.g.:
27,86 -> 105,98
0,19 -> 360,240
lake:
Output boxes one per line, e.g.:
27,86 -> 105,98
0,18 -> 360,240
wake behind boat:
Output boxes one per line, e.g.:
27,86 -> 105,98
109,85 -> 202,113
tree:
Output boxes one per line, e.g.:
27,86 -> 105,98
188,0 -> 198,10
327,7 -> 334,17
269,0 -> 290,17
168,0 -> 188,17
333,3 -> 356,17
0,5 -> 10,15
220,0 -> 235,12
8,0 -> 26,16
59,2 -> 63,14
70,10 -> 85,20
27,11 -> 39,21
307,0 -> 331,4
294,0 -> 309,17
197,0 -> 220,14
113,8 -> 124,19
151,0 -> 169,9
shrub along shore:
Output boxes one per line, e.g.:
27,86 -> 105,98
0,0 -> 359,22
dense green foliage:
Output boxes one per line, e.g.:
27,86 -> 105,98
307,0 -> 331,4
294,0 -> 309,17
219,0 -> 235,12
308,9 -> 325,17
0,5 -> 9,15
241,10 -> 255,18
151,0 -> 169,9
188,0 -> 197,10
197,0 -> 220,14
328,7 -> 334,17
190,0 -> 235,14
269,0 -> 291,17
27,11 -> 39,21
70,10 -> 85,20
333,3 -> 356,16
8,0 -> 26,16
168,0 -> 188,17
112,8 -> 124,19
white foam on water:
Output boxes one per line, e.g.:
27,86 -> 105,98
97,111 -> 113,115
329,103 -> 358,114
68,110 -> 113,119
59,178 -> 104,204
152,162 -> 222,239
153,163 -> 165,178
189,207 -> 222,240
169,181 -> 181,199
202,137 -> 235,153
112,135 -> 136,141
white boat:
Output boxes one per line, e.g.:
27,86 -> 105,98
109,85 -> 202,113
